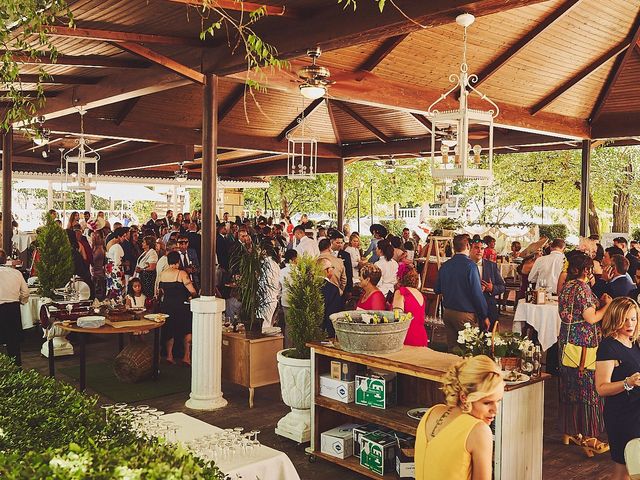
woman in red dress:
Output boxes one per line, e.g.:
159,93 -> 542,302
356,263 -> 387,311
393,264 -> 428,347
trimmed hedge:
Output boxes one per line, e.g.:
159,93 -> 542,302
0,355 -> 226,479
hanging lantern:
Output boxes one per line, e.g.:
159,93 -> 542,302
64,107 -> 99,191
286,102 -> 318,180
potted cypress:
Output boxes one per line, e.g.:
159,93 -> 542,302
275,256 -> 325,443
34,214 -> 74,298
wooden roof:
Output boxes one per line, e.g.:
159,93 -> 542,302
6,0 -> 640,178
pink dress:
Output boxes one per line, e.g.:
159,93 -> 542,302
398,286 -> 428,347
357,290 -> 387,311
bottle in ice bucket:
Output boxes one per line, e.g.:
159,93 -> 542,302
394,308 -> 400,321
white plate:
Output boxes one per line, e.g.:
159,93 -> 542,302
77,315 -> 106,328
144,313 -> 169,322
407,408 -> 429,420
504,372 -> 530,385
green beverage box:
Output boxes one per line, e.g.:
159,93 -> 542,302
355,372 -> 397,409
360,431 -> 396,476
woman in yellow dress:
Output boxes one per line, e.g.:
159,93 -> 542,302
415,355 -> 504,480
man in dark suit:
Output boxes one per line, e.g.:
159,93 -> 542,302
469,238 -> 505,332
145,212 -> 159,235
177,234 -> 200,291
614,237 -> 639,282
329,230 -> 353,297
186,222 -> 201,263
603,254 -> 636,299
216,223 -> 230,271
319,258 -> 342,338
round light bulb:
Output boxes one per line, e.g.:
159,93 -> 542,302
299,83 -> 326,100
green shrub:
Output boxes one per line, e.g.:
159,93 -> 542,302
431,217 -> 463,232
380,219 -> 405,237
0,354 -> 226,479
35,214 -> 74,298
632,227 -> 640,241
538,223 -> 568,241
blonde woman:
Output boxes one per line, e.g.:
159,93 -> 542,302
596,297 -> 640,478
415,355 -> 504,480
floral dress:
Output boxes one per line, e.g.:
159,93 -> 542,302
105,243 -> 125,301
557,279 -> 604,437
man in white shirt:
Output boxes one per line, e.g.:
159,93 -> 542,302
318,238 -> 347,295
528,238 -> 566,294
293,225 -> 319,258
0,249 -> 29,365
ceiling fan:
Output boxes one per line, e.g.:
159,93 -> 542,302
434,125 -> 487,147
174,162 -> 188,182
375,157 -> 418,173
296,47 -> 334,100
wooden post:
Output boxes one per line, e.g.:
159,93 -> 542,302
579,140 -> 590,237
201,73 -> 217,296
2,127 -> 12,254
337,157 -> 344,231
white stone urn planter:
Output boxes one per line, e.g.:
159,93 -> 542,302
275,349 -> 311,443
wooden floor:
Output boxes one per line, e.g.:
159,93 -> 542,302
16,312 -> 617,480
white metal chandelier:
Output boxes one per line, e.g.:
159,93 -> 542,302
429,13 -> 499,186
64,107 -> 99,191
286,104 -> 318,180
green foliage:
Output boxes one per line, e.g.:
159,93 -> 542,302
0,354 -> 226,479
431,217 -> 462,232
632,228 -> 640,242
538,223 -> 568,241
189,188 -> 202,212
284,256 -> 325,359
0,0 -> 73,130
132,201 -> 156,225
35,214 -> 73,297
380,219 -> 404,237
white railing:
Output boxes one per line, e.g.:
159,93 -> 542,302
398,207 -> 421,219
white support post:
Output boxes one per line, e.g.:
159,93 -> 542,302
47,181 -> 53,210
185,296 -> 227,410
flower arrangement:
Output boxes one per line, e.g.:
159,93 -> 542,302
453,323 -> 534,359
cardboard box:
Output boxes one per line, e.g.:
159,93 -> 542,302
355,372 -> 397,409
395,436 -> 416,479
360,431 -> 396,475
319,374 -> 355,403
320,423 -> 361,459
330,360 -> 360,381
353,423 -> 381,457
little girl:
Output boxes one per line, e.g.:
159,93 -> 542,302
125,278 -> 146,309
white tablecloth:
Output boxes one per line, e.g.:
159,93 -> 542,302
12,232 -> 36,252
162,412 -> 301,480
512,301 -> 561,351
20,294 -> 48,330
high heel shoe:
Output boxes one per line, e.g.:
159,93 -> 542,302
562,433 -> 583,446
581,437 -> 609,457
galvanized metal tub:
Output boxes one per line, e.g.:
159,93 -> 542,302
329,310 -> 410,355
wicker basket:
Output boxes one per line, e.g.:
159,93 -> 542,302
113,340 -> 153,383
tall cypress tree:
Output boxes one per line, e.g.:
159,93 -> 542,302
35,215 -> 74,298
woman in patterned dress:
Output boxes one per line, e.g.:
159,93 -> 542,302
105,227 -> 129,301
558,252 -> 612,456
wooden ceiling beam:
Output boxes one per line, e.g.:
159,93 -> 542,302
531,38 -> 630,115
218,153 -> 286,168
590,11 -> 640,123
102,144 -> 195,172
114,98 -> 140,126
222,157 -> 340,177
410,113 -> 432,133
474,0 -> 582,88
326,99 -> 341,145
206,0 -> 551,75
12,74 -> 101,85
33,66 -> 192,120
6,51 -> 149,69
333,100 -> 390,143
218,84 -> 244,123
165,0 -> 299,18
45,25 -> 204,47
0,90 -> 60,100
592,112 -> 640,138
277,97 -> 324,141
116,42 -> 204,84
358,34 -> 409,72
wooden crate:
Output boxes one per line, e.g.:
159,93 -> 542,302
221,332 -> 283,408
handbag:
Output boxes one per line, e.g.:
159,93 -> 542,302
560,290 -> 598,372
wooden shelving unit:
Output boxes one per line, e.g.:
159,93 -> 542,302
308,342 -> 550,479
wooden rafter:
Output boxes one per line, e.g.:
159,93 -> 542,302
333,101 -> 390,143
0,90 -> 59,99
218,84 -> 244,123
103,144 -> 194,172
45,25 -> 204,47
218,153 -> 285,167
117,42 -> 204,84
14,74 -> 101,85
531,39 -> 631,115
114,98 -> 140,126
165,0 -> 298,18
358,34 -> 409,72
410,113 -> 431,133
326,99 -> 341,145
5,51 -> 149,69
277,98 -> 324,141
474,0 -> 582,88
590,12 -> 640,123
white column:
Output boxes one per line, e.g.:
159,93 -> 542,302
185,296 -> 227,410
47,181 -> 54,210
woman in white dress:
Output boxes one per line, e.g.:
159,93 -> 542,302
345,232 -> 363,285
375,238 -> 399,299
259,239 -> 281,329
105,227 -> 129,301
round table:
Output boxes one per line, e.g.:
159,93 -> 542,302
50,320 -> 164,392
512,301 -> 561,351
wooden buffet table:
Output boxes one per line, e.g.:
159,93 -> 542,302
221,332 -> 283,408
307,342 -> 550,479
50,320 -> 163,392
